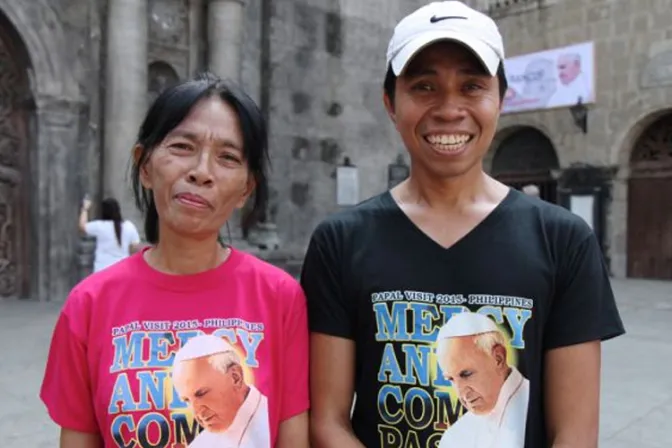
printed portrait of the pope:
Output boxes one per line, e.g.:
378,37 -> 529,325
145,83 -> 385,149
172,334 -> 269,448
435,312 -> 530,448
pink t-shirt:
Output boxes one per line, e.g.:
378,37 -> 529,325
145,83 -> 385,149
40,248 -> 309,447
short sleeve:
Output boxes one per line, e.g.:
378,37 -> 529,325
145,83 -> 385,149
84,220 -> 101,237
40,291 -> 99,433
544,229 -> 626,350
300,222 -> 354,339
279,279 -> 310,421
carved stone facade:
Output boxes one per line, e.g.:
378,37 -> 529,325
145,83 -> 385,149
0,0 -> 90,301
0,0 -> 431,301
12,0 -> 669,300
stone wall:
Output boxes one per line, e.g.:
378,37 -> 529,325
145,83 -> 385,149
14,0 -> 672,299
463,0 -> 672,277
0,0 -> 96,300
267,0 -> 426,252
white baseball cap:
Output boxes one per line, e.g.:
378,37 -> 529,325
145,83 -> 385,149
386,1 -> 505,77
437,312 -> 501,340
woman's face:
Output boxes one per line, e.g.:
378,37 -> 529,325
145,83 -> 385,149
138,96 -> 254,240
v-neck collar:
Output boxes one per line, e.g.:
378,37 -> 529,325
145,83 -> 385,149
381,187 -> 518,255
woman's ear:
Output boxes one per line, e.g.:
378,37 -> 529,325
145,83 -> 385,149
235,175 -> 256,209
133,144 -> 151,189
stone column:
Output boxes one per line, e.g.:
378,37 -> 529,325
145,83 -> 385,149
104,0 -> 148,227
188,0 -> 205,76
207,0 -> 245,82
207,0 -> 249,246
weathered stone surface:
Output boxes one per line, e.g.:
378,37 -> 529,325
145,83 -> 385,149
463,0 -> 672,278
0,0 -> 94,301
267,0 -> 419,254
104,0 -> 148,230
8,0 -> 669,300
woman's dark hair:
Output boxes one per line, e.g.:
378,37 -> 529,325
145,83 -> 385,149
131,72 -> 270,244
101,197 -> 123,246
383,62 -> 509,106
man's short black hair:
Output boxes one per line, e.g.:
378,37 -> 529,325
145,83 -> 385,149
383,62 -> 509,106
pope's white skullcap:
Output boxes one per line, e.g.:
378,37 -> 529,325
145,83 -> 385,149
173,334 -> 235,369
437,312 -> 500,341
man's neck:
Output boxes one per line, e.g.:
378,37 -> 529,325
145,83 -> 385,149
147,226 -> 228,275
396,165 -> 505,212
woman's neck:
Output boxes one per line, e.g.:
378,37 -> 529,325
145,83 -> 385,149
146,228 -> 229,275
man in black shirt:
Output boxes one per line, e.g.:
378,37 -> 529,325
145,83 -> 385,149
301,1 -> 625,447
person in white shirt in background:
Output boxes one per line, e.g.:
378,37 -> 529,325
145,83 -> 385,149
79,196 -> 143,272
436,312 -> 530,448
522,184 -> 540,198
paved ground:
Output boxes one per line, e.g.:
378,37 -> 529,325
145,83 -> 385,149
1,278 -> 670,447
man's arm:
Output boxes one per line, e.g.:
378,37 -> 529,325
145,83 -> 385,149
276,411 -> 309,448
60,428 -> 102,448
310,333 -> 364,448
544,341 -> 601,448
543,221 -> 624,447
300,219 -> 363,447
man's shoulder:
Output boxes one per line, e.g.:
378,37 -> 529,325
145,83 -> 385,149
508,189 -> 594,246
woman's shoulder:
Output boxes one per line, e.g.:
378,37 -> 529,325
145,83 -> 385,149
65,254 -> 144,306
234,250 -> 303,297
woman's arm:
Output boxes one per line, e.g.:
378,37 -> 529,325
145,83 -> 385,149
60,428 -> 102,448
276,411 -> 309,448
78,198 -> 91,233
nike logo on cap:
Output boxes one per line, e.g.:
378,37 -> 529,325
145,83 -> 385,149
430,15 -> 467,23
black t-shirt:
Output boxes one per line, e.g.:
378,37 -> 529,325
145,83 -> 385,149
301,188 -> 625,448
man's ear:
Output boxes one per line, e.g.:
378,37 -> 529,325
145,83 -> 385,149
383,91 -> 396,124
235,175 -> 256,209
230,365 -> 244,386
492,344 -> 507,367
133,144 -> 151,189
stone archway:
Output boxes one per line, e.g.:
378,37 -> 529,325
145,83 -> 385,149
147,60 -> 180,105
0,11 -> 33,298
0,1 -> 86,301
491,127 -> 560,203
627,113 -> 672,280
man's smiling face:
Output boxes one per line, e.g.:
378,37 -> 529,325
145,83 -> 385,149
385,41 -> 502,181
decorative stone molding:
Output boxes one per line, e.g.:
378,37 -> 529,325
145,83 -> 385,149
149,0 -> 188,46
474,0 -> 559,18
0,0 -> 79,100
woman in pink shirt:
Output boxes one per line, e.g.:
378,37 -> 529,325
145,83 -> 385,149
40,73 -> 309,448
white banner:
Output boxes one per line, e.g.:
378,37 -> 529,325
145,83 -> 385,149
336,165 -> 359,206
570,195 -> 594,230
502,41 -> 595,114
